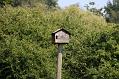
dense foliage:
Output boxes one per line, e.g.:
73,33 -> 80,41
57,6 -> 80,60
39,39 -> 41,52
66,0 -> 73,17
0,5 -> 119,79
0,0 -> 58,7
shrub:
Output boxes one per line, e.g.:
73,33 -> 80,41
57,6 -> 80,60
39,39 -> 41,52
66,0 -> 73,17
0,6 -> 118,79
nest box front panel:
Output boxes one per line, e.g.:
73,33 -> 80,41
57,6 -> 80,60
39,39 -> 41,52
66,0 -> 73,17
55,31 -> 69,44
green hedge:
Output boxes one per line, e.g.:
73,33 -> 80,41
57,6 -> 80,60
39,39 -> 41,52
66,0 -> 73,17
0,6 -> 119,79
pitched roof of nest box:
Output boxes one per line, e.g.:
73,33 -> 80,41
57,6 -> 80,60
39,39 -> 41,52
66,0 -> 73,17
52,28 -> 71,35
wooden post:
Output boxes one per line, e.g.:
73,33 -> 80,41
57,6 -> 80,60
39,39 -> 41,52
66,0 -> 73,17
56,44 -> 63,79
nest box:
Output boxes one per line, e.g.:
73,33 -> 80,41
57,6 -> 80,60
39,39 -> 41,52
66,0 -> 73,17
52,28 -> 70,44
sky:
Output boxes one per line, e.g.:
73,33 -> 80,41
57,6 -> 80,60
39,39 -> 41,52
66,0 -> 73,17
58,0 -> 112,9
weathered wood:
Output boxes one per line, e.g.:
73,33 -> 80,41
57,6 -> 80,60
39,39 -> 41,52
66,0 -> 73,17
56,44 -> 63,79
55,31 -> 69,43
52,28 -> 70,44
52,28 -> 70,79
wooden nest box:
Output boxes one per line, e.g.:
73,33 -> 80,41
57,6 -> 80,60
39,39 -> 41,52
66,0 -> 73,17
52,28 -> 70,44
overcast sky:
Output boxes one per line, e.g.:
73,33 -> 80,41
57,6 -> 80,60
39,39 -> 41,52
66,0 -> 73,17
58,0 -> 112,9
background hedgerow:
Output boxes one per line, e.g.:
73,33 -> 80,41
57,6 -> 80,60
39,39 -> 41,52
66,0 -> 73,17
0,5 -> 119,79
